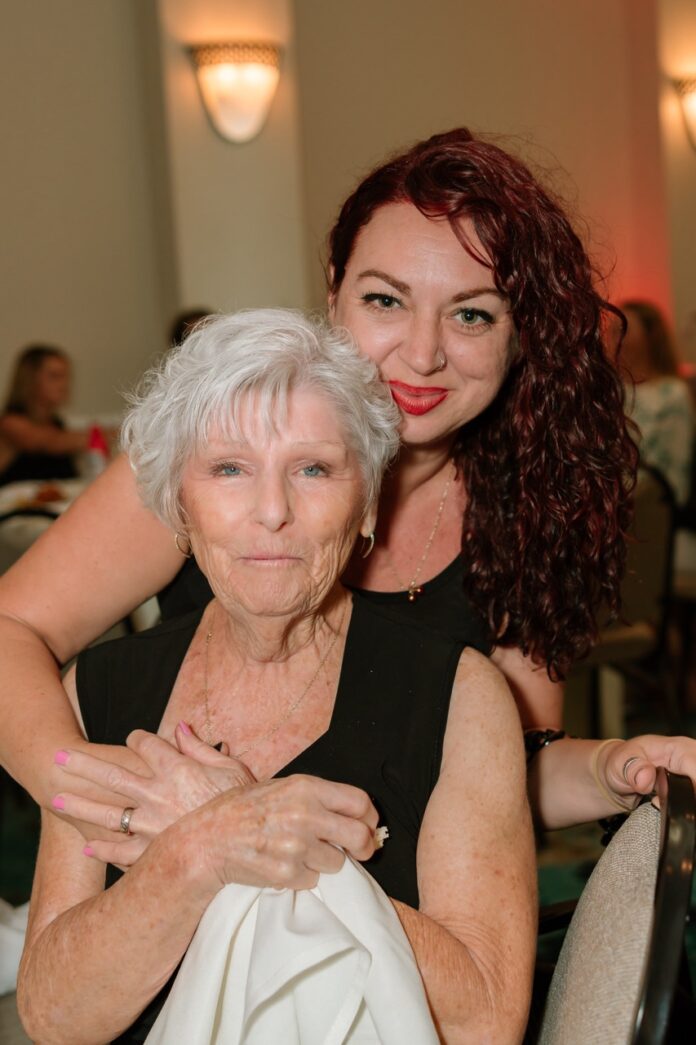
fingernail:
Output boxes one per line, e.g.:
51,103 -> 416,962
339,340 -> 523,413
178,720 -> 192,735
52,796 -> 65,810
54,750 -> 70,765
83,846 -> 94,857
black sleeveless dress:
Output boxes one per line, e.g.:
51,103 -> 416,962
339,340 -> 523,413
76,593 -> 465,1042
0,413 -> 77,486
158,554 -> 492,652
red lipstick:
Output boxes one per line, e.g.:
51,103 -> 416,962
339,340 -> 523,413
388,381 -> 448,416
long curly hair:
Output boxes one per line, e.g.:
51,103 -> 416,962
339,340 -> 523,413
328,128 -> 637,679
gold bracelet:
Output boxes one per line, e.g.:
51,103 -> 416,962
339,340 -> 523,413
590,738 -> 635,812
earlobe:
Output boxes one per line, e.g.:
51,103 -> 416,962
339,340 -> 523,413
360,504 -> 378,539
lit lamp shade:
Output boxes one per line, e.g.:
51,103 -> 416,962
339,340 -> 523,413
190,43 -> 281,144
674,78 -> 696,150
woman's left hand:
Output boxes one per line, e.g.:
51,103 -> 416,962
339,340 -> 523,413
53,723 -> 255,865
602,734 -> 696,806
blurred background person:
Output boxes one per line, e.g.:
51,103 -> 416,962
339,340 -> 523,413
620,300 -> 695,508
0,345 -> 89,486
168,309 -> 211,348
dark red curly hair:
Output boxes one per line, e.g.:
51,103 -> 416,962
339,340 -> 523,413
328,128 -> 637,679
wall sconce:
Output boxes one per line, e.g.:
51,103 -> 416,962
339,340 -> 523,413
673,78 -> 696,150
189,42 -> 281,144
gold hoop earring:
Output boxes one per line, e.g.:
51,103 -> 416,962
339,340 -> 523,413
174,532 -> 192,558
361,532 -> 375,558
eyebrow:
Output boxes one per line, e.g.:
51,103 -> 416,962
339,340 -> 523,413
356,269 -> 506,303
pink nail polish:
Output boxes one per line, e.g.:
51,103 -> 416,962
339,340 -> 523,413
52,796 -> 65,810
178,720 -> 192,735
83,846 -> 94,857
54,750 -> 70,765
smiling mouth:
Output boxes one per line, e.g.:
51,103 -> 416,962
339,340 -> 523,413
242,555 -> 301,566
388,381 -> 448,416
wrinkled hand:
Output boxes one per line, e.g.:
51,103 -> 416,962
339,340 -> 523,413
187,773 -> 379,893
603,734 -> 696,806
54,723 -> 255,865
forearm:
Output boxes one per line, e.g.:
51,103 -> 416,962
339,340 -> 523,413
18,820 -> 218,1045
528,737 -> 624,829
0,454 -> 182,799
391,900 -> 528,1044
35,427 -> 88,454
0,418 -> 88,455
0,615 -> 84,804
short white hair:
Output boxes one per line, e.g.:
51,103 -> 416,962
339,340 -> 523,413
121,309 -> 400,529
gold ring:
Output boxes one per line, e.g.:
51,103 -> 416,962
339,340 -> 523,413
119,807 -> 135,834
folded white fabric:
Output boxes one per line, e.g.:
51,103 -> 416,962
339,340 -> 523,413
146,857 -> 438,1045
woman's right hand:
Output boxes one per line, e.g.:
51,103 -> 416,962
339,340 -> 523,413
53,724 -> 256,865
186,773 -> 380,893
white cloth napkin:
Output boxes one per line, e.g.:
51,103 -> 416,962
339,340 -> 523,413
146,857 -> 438,1044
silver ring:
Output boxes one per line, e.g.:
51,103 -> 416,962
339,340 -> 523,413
120,807 -> 135,834
435,353 -> 446,371
622,756 -> 640,784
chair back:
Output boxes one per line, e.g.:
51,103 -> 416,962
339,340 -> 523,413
538,768 -> 695,1045
620,466 -> 675,636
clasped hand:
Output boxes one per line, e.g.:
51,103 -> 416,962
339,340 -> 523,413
52,724 -> 379,888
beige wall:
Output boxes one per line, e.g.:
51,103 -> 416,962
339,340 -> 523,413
0,0 -> 171,414
658,0 -> 696,359
2,0 -> 692,412
0,0 -> 308,416
294,0 -> 671,311
155,0 -> 308,312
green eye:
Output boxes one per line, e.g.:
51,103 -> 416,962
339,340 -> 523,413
457,307 -> 493,325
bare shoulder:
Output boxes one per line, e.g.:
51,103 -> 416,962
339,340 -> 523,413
0,412 -> 30,436
452,646 -> 519,720
442,646 -> 525,783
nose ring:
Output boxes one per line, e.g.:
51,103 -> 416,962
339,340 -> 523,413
434,353 -> 446,372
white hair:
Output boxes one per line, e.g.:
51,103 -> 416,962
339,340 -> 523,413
121,309 -> 400,529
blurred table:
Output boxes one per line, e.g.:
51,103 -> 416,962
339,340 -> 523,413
0,479 -> 87,572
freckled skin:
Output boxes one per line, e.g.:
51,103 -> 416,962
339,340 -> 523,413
180,387 -> 375,628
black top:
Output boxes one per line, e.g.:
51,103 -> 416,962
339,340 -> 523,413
0,414 -> 77,486
158,554 -> 492,653
76,594 -> 464,1042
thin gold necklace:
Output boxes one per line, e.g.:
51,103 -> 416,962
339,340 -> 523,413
382,462 -> 454,602
202,599 -> 349,756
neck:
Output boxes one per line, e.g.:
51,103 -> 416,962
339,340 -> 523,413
384,439 -> 455,504
212,587 -> 348,666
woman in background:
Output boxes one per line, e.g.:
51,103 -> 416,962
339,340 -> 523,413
621,300 -> 694,507
0,344 -> 87,485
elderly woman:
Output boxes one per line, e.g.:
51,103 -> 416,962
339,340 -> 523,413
17,311 -> 535,1044
2,128 -> 696,844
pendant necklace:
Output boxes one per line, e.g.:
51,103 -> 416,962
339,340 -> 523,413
201,598 -> 348,755
382,462 -> 454,603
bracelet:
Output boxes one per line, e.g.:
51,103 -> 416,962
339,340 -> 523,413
524,728 -> 567,764
590,738 -> 635,812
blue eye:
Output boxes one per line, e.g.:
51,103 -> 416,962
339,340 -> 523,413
217,463 -> 241,476
362,292 -> 401,310
302,463 -> 327,478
